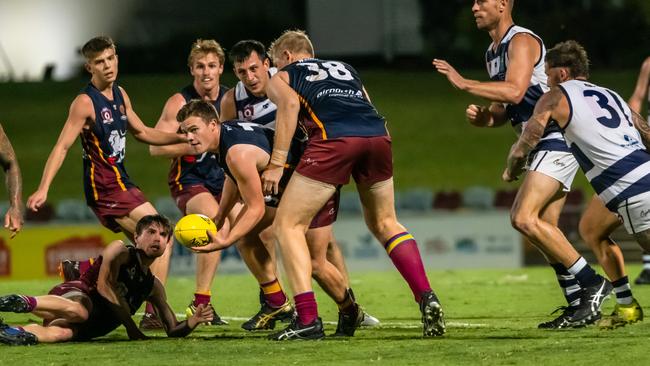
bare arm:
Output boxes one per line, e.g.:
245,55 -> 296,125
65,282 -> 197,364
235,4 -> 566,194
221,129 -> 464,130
629,57 -> 650,114
148,278 -> 213,337
433,33 -> 539,104
95,241 -> 147,340
120,87 -> 187,146
219,89 -> 237,121
27,95 -> 92,212
193,146 -> 268,252
213,175 -> 240,230
149,94 -> 196,158
0,124 -> 22,237
261,72 -> 300,195
503,88 -> 566,181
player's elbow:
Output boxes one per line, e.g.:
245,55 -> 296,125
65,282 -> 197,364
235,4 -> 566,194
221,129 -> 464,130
505,88 -> 526,105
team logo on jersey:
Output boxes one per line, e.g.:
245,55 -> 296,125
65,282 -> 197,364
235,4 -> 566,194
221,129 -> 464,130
243,105 -> 254,120
100,107 -> 114,124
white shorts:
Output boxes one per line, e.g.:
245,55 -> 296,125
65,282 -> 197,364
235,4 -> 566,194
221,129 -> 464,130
528,150 -> 579,192
616,191 -> 650,234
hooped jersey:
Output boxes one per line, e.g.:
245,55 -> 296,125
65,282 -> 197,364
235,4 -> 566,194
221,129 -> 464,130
80,82 -> 135,203
485,25 -> 567,152
282,58 -> 387,140
167,84 -> 227,195
234,68 -> 278,127
560,79 -> 650,211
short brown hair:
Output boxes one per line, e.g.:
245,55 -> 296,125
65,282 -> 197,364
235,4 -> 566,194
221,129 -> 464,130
545,40 -> 590,78
135,214 -> 172,239
188,39 -> 225,67
81,36 -> 115,60
269,30 -> 314,60
176,99 -> 220,123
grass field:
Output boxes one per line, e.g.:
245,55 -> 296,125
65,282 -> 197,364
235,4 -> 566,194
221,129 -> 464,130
2,266 -> 650,365
0,69 -> 642,204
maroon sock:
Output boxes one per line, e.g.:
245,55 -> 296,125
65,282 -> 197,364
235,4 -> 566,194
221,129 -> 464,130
78,259 -> 92,276
145,302 -> 155,315
294,291 -> 318,326
384,232 -> 432,302
20,295 -> 37,312
260,279 -> 287,308
193,292 -> 211,306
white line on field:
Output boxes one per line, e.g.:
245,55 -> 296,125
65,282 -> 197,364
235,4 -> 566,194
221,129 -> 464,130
136,313 -> 488,328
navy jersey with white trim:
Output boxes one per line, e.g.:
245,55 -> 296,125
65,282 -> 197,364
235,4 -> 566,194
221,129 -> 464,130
485,25 -> 567,152
282,58 -> 387,140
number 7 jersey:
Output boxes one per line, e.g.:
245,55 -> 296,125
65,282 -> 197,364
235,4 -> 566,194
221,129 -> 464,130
560,79 -> 650,211
282,58 -> 388,140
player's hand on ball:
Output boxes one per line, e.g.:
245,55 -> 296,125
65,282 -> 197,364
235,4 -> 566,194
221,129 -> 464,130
466,104 -> 492,127
191,229 -> 228,253
188,303 -> 214,327
26,189 -> 48,211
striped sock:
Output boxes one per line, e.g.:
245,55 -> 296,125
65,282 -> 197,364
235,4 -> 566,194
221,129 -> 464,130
567,257 -> 601,287
643,252 -> 650,270
550,263 -> 581,307
193,292 -> 211,306
384,232 -> 432,302
612,276 -> 633,305
294,291 -> 318,326
261,279 -> 287,308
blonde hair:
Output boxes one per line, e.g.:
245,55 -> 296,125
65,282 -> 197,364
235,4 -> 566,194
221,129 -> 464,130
188,39 -> 225,67
269,30 -> 314,60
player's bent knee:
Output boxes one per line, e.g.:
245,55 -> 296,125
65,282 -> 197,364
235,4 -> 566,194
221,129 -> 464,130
67,302 -> 89,322
510,212 -> 537,235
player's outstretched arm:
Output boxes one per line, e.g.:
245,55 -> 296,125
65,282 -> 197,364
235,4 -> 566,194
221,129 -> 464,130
193,146 -> 267,253
629,57 -> 650,114
0,123 -> 23,238
120,87 -> 187,146
148,278 -> 213,337
261,72 -> 299,195
27,95 -> 92,212
96,241 -> 148,340
434,34 -> 538,104
150,94 -> 197,158
504,88 -> 565,181
219,89 -> 237,121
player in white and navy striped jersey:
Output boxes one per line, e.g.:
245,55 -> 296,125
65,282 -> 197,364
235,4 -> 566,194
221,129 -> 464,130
505,40 -> 650,328
433,0 -> 610,328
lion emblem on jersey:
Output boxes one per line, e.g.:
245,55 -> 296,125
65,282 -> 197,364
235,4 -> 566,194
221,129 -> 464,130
108,130 -> 126,163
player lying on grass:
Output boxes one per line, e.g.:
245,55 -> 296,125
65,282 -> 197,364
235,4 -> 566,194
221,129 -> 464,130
177,100 -> 366,338
0,215 -> 212,345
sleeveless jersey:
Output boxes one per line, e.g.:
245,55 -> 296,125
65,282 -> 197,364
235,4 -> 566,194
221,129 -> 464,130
485,25 -> 567,152
80,245 -> 155,314
234,68 -> 278,127
80,82 -> 135,204
282,58 -> 387,140
167,84 -> 227,195
560,79 -> 650,211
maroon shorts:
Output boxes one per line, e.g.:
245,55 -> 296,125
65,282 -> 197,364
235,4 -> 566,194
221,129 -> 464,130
296,136 -> 393,186
48,280 -> 91,298
309,188 -> 340,229
171,184 -> 222,215
89,187 -> 148,233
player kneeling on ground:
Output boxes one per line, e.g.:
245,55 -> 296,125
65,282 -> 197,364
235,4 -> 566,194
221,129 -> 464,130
0,215 -> 212,345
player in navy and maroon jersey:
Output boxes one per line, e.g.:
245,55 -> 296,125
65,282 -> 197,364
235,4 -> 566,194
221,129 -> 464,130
178,100 -> 365,336
261,30 -> 445,340
148,39 -> 230,329
0,215 -> 213,345
25,35 -> 185,329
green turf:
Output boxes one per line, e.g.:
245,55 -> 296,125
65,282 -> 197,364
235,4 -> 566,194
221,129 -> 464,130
1,266 -> 650,364
0,69 -> 641,204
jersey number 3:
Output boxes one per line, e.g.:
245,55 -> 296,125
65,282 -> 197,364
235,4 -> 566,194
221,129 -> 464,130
583,89 -> 632,128
302,62 -> 353,82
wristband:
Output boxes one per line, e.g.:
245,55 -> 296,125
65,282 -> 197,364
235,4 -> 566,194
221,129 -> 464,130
270,149 -> 288,166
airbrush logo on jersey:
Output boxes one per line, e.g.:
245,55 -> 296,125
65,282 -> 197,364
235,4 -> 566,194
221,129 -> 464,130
619,135 -> 640,148
316,88 -> 363,99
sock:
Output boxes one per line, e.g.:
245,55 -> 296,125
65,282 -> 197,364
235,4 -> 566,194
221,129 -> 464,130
17,295 -> 37,313
260,279 -> 287,308
550,263 -> 581,307
336,288 -> 356,314
78,258 -> 93,276
294,291 -> 318,326
193,292 -> 211,306
612,276 -> 633,305
145,302 -> 155,315
643,252 -> 650,270
567,257 -> 601,287
384,232 -> 432,302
